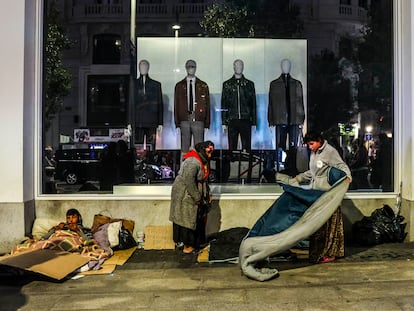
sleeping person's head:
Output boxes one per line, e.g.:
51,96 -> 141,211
66,208 -> 82,225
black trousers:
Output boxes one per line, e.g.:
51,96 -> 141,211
135,127 -> 156,150
227,119 -> 251,151
275,124 -> 301,151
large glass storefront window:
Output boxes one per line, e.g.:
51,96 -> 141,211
42,0 -> 393,195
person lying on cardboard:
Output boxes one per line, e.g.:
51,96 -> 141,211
11,209 -> 110,270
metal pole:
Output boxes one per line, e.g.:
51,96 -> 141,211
130,0 -> 136,43
129,0 -> 136,149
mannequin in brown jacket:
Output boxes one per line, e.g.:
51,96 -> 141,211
174,60 -> 210,152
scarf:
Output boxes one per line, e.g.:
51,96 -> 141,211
183,150 -> 210,180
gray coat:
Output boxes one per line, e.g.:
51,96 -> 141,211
169,156 -> 209,230
268,74 -> 305,125
296,141 -> 352,190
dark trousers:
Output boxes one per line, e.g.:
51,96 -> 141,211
135,127 -> 157,150
227,119 -> 253,183
227,119 -> 252,151
275,124 -> 301,151
275,124 -> 302,175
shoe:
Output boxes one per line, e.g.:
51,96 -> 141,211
183,246 -> 195,254
319,256 -> 335,264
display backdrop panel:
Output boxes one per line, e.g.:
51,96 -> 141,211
137,38 -> 307,150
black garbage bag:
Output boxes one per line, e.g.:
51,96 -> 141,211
352,204 -> 407,246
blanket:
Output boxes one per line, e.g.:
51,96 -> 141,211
11,230 -> 109,264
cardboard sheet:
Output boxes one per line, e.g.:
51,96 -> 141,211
144,226 -> 175,250
0,249 -> 89,280
79,247 -> 137,276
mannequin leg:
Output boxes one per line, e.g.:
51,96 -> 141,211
191,121 -> 205,147
180,121 -> 191,152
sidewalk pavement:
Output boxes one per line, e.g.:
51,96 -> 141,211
1,242 -> 414,311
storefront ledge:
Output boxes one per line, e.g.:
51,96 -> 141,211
112,183 -> 284,199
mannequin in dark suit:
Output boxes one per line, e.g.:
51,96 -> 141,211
135,59 -> 163,151
174,59 -> 210,152
268,58 -> 305,174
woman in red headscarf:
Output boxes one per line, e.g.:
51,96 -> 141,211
169,141 -> 215,254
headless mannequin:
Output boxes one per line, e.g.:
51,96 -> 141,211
222,59 -> 257,150
174,59 -> 210,153
221,59 -> 257,182
268,58 -> 305,175
135,59 -> 163,152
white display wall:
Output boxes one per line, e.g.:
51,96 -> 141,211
137,37 -> 307,150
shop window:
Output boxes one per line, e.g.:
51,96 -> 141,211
92,34 -> 121,64
87,75 -> 128,127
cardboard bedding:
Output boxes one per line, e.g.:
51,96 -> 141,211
0,218 -> 137,280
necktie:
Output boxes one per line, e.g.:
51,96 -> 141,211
285,74 -> 291,124
189,80 -> 194,112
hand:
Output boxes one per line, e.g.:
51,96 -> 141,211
67,223 -> 80,233
222,125 -> 227,132
345,177 -> 351,183
55,222 -> 66,230
157,125 -> 163,132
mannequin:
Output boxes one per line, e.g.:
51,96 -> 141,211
221,59 -> 256,182
135,59 -> 163,151
221,59 -> 256,151
174,59 -> 210,153
268,58 -> 305,174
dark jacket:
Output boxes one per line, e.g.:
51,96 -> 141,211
268,74 -> 305,125
221,75 -> 256,125
135,75 -> 163,128
174,77 -> 210,128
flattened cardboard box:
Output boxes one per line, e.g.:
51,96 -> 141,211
0,249 -> 89,280
144,226 -> 175,250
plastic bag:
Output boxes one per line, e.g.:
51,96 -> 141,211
352,204 -> 407,245
115,228 -> 137,250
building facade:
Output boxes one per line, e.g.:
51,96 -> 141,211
1,0 -> 413,253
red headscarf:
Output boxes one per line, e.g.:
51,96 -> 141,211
183,150 -> 210,180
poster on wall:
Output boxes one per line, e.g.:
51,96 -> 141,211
136,37 -> 307,150
73,129 -> 90,143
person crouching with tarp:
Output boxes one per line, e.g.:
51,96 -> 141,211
170,141 -> 214,254
239,131 -> 351,281
295,131 -> 352,263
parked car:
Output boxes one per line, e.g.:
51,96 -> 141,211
54,145 -> 103,185
55,144 -> 175,185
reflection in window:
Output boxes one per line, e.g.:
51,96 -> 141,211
92,34 -> 121,64
87,75 -> 128,127
42,0 -> 394,194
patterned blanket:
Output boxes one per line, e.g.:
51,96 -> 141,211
11,230 -> 109,263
